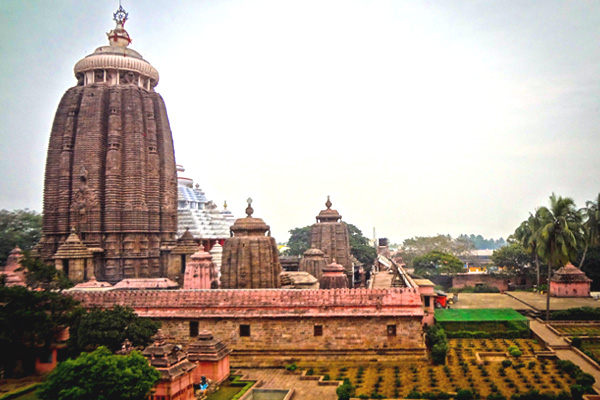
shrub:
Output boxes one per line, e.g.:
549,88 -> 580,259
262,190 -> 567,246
285,362 -> 297,371
323,374 -> 330,381
502,359 -> 512,368
487,394 -> 506,400
571,336 -> 582,349
575,372 -> 595,388
432,342 -> 448,365
510,349 -> 522,359
456,389 -> 474,400
336,379 -> 355,400
306,368 -> 314,376
570,384 -> 585,400
527,361 -> 536,369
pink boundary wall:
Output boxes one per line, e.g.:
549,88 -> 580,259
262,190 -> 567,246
70,288 -> 425,318
550,281 -> 590,297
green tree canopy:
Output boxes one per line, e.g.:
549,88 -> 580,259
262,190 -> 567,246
491,243 -> 533,274
286,223 -> 376,266
537,193 -> 584,320
0,285 -> 82,376
19,252 -> 73,291
68,305 -> 160,355
0,209 -> 42,266
413,251 -> 464,277
401,234 -> 474,268
38,346 -> 161,400
286,226 -> 311,256
346,223 -> 376,266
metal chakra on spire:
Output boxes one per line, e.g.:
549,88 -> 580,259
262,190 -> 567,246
113,5 -> 129,26
245,197 -> 254,217
325,195 -> 332,210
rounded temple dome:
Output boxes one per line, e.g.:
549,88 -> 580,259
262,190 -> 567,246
73,6 -> 159,89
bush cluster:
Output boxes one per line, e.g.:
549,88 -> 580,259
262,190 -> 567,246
426,325 -> 448,365
551,306 -> 600,321
556,360 -> 596,399
445,330 -> 528,339
406,390 -> 453,399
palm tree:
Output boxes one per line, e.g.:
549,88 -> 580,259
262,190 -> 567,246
579,193 -> 600,268
514,210 -> 543,287
537,193 -> 584,321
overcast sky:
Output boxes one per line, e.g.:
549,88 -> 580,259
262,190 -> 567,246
1,1 -> 599,244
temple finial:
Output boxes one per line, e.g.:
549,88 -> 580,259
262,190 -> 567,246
108,3 -> 132,47
113,4 -> 129,26
245,197 -> 254,217
325,195 -> 332,210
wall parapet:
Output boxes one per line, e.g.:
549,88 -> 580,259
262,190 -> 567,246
69,288 -> 424,318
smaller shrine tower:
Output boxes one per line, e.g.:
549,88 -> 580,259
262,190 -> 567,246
299,246 -> 327,280
220,199 -> 281,289
310,197 -> 353,286
319,260 -> 349,289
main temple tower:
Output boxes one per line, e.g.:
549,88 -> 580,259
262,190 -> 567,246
37,6 -> 177,283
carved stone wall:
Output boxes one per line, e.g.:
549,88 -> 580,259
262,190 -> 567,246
70,288 -> 426,365
40,84 -> 177,282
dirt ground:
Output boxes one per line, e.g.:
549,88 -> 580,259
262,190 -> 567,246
450,292 -> 600,312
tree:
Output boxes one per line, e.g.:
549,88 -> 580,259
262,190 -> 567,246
513,210 -> 544,287
68,305 -> 160,355
413,251 -> 464,277
38,346 -> 160,400
537,193 -> 584,321
0,209 -> 42,266
286,226 -> 311,256
286,223 -> 376,266
336,378 -> 356,400
579,193 -> 600,268
401,234 -> 475,268
579,245 -> 600,291
491,243 -> 532,274
19,252 -> 73,291
346,223 -> 376,266
0,285 -> 82,376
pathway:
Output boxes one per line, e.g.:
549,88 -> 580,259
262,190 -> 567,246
529,318 -> 600,392
370,270 -> 393,289
236,368 -> 338,399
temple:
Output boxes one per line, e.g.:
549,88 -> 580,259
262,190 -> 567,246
310,197 -> 353,286
220,199 -> 282,289
41,5 -> 429,372
36,6 -> 177,283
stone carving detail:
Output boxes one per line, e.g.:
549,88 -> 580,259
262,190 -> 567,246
39,6 -> 178,283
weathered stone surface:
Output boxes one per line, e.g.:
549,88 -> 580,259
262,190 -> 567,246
220,200 -> 281,289
70,287 -> 426,363
319,260 -> 348,289
310,197 -> 353,285
39,14 -> 177,283
298,247 -> 326,280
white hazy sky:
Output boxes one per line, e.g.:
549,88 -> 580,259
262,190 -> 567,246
1,1 -> 599,243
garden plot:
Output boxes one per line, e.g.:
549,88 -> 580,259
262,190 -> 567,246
550,323 -> 600,337
300,339 -> 574,399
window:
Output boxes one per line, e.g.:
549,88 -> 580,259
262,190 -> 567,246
314,325 -> 323,336
189,321 -> 199,337
181,255 -> 186,274
240,324 -> 250,337
387,324 -> 397,337
424,296 -> 431,307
